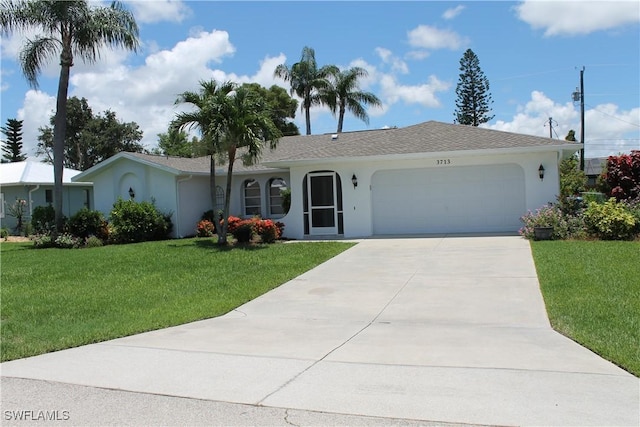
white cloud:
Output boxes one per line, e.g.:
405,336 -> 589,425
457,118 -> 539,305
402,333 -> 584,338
379,74 -> 450,108
374,47 -> 409,74
515,0 -> 640,36
125,0 -> 191,24
16,90 -> 56,158
407,25 -> 469,50
485,91 -> 640,157
405,50 -> 431,61
443,5 -> 465,20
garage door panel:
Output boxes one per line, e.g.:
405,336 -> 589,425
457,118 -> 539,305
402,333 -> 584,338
372,164 -> 525,234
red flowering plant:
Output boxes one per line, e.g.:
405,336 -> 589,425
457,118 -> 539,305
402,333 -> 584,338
196,220 -> 215,237
255,219 -> 277,243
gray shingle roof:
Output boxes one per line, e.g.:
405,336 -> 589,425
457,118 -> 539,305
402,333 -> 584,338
125,121 -> 579,174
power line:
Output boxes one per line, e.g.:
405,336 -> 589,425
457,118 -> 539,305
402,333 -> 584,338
585,103 -> 640,128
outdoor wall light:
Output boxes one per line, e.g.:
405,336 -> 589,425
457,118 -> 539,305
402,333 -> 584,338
538,164 -> 545,181
128,187 -> 135,198
351,174 -> 358,188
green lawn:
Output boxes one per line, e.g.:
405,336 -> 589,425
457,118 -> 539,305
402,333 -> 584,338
531,240 -> 640,376
0,239 -> 354,362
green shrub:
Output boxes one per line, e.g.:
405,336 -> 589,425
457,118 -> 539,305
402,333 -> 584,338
22,222 -> 33,237
232,220 -> 255,243
1,228 -> 8,240
84,235 -> 104,248
583,198 -> 636,240
109,198 -> 173,244
31,205 -> 57,233
32,234 -> 54,249
69,208 -> 107,239
281,188 -> 291,214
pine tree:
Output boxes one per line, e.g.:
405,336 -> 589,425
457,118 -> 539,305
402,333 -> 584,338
454,49 -> 494,126
1,118 -> 27,162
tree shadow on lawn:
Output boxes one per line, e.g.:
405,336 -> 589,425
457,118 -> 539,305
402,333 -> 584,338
174,238 -> 269,252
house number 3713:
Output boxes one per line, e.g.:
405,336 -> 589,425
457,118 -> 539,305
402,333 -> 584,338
436,159 -> 451,165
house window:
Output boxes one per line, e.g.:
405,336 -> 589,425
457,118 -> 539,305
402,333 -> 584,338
0,193 -> 4,219
83,189 -> 90,209
243,179 -> 261,216
268,178 -> 287,217
45,189 -> 53,204
216,186 -> 225,209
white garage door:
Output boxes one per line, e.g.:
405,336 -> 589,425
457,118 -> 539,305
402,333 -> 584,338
372,164 -> 525,235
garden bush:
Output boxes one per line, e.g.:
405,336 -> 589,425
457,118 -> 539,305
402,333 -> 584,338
84,235 -> 104,248
519,204 -> 579,240
255,219 -> 278,243
55,233 -> 83,249
31,205 -> 59,233
231,219 -> 255,243
109,198 -> 173,244
1,228 -> 8,240
196,220 -> 216,237
583,198 -> 637,240
69,208 -> 108,239
32,234 -> 54,248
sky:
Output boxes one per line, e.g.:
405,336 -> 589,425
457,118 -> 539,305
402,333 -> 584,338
1,0 -> 639,161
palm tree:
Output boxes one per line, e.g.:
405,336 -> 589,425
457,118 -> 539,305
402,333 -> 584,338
216,86 -> 281,244
173,80 -> 235,242
1,0 -> 139,232
174,81 -> 281,245
327,67 -> 382,133
274,46 -> 338,135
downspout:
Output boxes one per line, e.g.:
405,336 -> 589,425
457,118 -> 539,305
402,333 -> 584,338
175,175 -> 193,238
28,185 -> 40,222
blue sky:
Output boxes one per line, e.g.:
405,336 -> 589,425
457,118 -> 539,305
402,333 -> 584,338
1,1 -> 639,160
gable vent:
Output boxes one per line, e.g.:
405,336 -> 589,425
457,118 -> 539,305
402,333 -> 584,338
331,134 -> 338,141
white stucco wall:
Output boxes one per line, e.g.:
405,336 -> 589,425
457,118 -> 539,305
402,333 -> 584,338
278,149 -> 565,239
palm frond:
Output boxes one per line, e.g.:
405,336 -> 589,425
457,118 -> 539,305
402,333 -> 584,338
19,35 -> 59,87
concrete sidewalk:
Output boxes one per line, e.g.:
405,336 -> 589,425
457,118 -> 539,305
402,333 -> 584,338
1,236 -> 638,426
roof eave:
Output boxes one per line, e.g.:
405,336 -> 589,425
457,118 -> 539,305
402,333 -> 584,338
72,152 -> 182,182
263,143 -> 583,168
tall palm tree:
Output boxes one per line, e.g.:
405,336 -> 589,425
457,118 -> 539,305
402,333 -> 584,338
173,80 -> 235,242
327,67 -> 382,133
1,0 -> 139,232
274,46 -> 338,135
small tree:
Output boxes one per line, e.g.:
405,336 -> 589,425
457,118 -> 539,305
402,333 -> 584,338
454,49 -> 494,126
559,155 -> 587,199
598,151 -> 640,202
1,118 -> 27,162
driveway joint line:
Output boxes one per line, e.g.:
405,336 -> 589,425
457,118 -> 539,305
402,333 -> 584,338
255,269 -> 420,406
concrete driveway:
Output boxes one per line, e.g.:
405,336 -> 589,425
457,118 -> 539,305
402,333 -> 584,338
1,236 -> 638,426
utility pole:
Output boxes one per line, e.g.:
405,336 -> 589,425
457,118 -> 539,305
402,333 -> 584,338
545,117 -> 557,138
572,67 -> 585,171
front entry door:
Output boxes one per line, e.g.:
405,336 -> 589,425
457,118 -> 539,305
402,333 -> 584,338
308,172 -> 338,235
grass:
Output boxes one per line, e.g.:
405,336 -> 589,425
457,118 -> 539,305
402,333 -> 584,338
0,239 -> 355,362
531,240 -> 640,376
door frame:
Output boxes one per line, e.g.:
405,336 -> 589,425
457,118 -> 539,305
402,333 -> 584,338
307,171 -> 338,235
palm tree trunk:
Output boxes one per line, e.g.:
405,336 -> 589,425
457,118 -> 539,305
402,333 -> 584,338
209,152 -> 222,241
337,104 -> 346,133
220,146 -> 236,245
53,58 -> 71,234
305,106 -> 311,135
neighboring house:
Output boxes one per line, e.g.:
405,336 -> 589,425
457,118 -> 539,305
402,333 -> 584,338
584,157 -> 607,188
72,121 -> 580,239
0,161 -> 93,232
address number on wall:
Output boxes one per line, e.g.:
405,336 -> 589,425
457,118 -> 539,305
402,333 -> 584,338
436,159 -> 451,165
